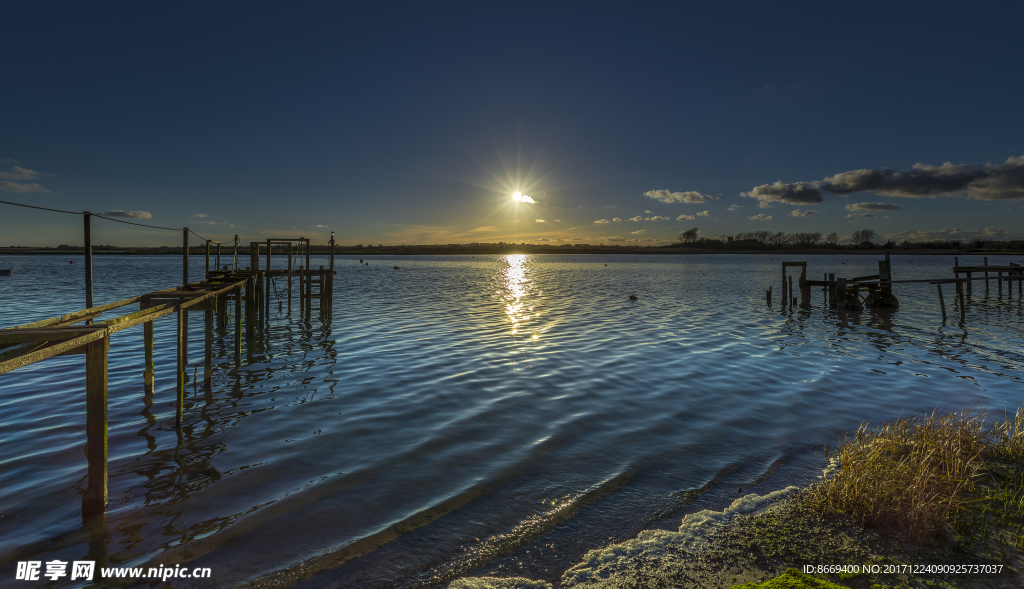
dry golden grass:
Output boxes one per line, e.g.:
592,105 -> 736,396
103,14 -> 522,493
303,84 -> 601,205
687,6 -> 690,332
806,407 -> 1024,542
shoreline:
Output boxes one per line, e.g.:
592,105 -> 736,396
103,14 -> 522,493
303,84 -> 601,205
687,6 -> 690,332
2,248 -> 1019,257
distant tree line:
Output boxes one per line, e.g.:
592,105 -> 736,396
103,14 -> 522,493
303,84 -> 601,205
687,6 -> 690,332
674,227 -> 1024,251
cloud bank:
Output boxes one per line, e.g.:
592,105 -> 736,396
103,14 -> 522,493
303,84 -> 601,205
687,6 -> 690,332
741,155 -> 1024,207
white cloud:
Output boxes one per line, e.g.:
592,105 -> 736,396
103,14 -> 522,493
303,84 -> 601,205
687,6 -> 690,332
313,224 -> 328,228
601,236 -> 626,242
727,204 -> 743,211
628,237 -> 658,242
644,210 -> 653,213
749,213 -> 772,221
612,217 -> 622,222
0,166 -> 43,181
645,190 -> 718,204
846,212 -> 875,218
594,219 -> 610,223
193,213 -> 208,218
0,181 -> 49,193
629,216 -> 643,221
696,210 -> 710,217
630,229 -> 647,234
676,214 -> 695,221
649,215 -> 670,221
535,219 -> 545,222
791,209 -> 818,217
552,219 -> 561,222
101,210 -> 153,219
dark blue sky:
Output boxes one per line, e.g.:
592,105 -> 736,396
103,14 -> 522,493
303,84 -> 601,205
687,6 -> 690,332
3,2 -> 1022,246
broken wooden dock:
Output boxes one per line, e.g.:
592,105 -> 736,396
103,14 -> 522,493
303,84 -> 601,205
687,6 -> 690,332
772,253 -> 1024,323
0,234 -> 337,523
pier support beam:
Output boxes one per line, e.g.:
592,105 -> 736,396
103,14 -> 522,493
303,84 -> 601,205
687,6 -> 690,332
204,309 -> 213,388
958,282 -> 966,323
143,320 -> 154,394
176,307 -> 185,428
234,285 -> 242,365
937,285 -> 947,321
84,212 -> 94,314
83,335 -> 108,519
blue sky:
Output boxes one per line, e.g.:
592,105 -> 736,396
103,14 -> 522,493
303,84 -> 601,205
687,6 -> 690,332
2,2 -> 1022,246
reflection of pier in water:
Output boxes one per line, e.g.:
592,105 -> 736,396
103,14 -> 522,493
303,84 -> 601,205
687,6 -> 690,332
771,252 -> 1024,324
0,232 -> 336,564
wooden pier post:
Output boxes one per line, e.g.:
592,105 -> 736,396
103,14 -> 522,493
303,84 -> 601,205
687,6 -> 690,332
84,212 -> 94,314
766,285 -> 771,305
217,242 -> 222,272
828,273 -> 835,308
966,272 -> 972,294
937,285 -> 947,321
288,242 -> 293,311
788,275 -> 794,308
305,239 -> 312,315
879,253 -> 892,294
83,334 -> 108,519
245,277 -> 254,339
176,307 -> 185,428
799,266 -> 810,308
234,284 -> 242,364
958,281 -> 966,323
836,277 -> 847,312
998,271 -> 1003,296
265,239 -> 272,319
204,309 -> 213,387
329,232 -> 335,308
205,240 -> 210,277
143,320 -> 154,394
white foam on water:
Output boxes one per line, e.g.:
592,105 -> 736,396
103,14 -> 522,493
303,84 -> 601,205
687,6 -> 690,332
560,485 -> 800,585
448,577 -> 553,589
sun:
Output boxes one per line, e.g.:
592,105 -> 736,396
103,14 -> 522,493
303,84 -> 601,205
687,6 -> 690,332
513,191 -> 522,201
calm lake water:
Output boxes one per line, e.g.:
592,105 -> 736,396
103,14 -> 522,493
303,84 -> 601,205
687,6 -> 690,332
1,253 -> 1022,587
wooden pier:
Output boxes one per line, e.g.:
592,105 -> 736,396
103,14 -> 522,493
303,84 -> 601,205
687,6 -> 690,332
771,252 -> 1024,323
0,234 -> 336,526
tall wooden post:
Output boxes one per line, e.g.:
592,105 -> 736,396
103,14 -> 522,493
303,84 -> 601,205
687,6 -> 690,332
966,272 -> 972,294
828,273 -> 835,308
205,240 -> 211,277
83,334 -> 109,519
836,277 -> 847,312
799,267 -> 810,308
329,232 -> 335,308
958,281 -> 966,322
937,285 -> 947,321
183,228 -> 189,285
234,284 -> 242,364
204,309 -> 213,387
245,277 -> 254,339
788,275 -> 794,308
305,239 -> 311,314
998,271 -> 1003,296
288,242 -> 293,311
84,212 -> 94,313
176,307 -> 185,428
143,319 -> 154,394
217,242 -> 222,272
266,239 -> 272,319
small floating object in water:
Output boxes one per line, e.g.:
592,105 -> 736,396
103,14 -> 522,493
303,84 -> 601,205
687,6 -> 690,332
628,295 -> 638,301
70,260 -> 74,264
359,259 -> 363,263
737,487 -> 742,493
393,266 -> 400,269
365,262 -> 369,266
0,269 -> 11,276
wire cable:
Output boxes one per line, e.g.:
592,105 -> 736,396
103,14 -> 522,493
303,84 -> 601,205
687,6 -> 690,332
1,199 -> 211,241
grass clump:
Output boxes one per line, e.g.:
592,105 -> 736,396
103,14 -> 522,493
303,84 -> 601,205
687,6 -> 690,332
805,407 -> 1024,543
730,568 -> 845,588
